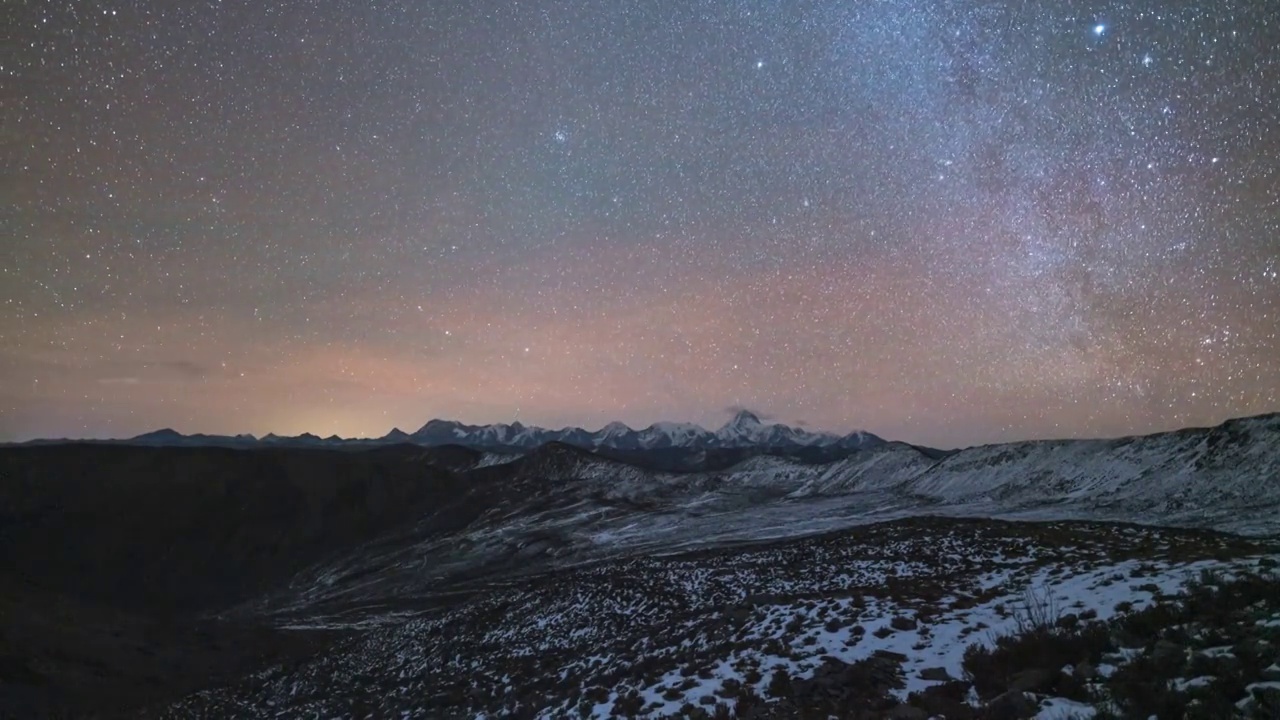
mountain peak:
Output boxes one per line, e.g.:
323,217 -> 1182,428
134,428 -> 184,441
416,418 -> 463,434
720,410 -> 764,431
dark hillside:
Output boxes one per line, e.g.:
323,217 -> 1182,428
0,443 -> 464,614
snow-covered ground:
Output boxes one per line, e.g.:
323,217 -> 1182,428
160,414 -> 1280,718
167,517 -> 1280,719
553,555 -> 1275,718
242,413 -> 1280,623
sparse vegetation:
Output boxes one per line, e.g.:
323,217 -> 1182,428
84,513 -> 1280,719
957,569 -> 1280,720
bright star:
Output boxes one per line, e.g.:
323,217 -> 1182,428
1093,24 -> 1106,36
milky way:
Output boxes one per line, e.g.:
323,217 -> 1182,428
4,0 -> 1279,447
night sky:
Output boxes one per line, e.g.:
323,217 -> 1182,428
5,0 -> 1279,448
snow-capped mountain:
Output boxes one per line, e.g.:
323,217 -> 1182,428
230,411 -> 1280,620
407,409 -> 884,452
8,411 -> 1280,719
711,409 -> 876,448
91,412 -> 882,454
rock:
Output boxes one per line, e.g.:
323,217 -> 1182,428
910,681 -> 976,719
918,666 -> 953,682
985,690 -> 1039,720
790,654 -> 906,706
1261,662 -> 1280,682
882,704 -> 928,720
811,657 -> 855,683
1055,613 -> 1080,630
698,694 -> 717,705
890,616 -> 919,631
873,649 -> 909,664
1008,667 -> 1054,693
1072,661 -> 1097,680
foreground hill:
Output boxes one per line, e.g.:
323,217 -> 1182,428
1,413 -> 1278,717
165,518 -> 1280,719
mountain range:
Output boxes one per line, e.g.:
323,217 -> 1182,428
103,409 -> 888,454
3,411 -> 1280,718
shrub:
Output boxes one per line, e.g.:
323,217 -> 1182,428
1107,658 -> 1189,719
1118,601 -> 1184,643
612,689 -> 644,716
962,623 -> 1113,700
1010,583 -> 1061,633
766,667 -> 793,698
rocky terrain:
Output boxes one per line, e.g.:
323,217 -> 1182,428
1,412 -> 1278,718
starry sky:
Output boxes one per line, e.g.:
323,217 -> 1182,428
4,0 -> 1279,448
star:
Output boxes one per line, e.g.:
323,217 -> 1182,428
3,0 -> 1277,448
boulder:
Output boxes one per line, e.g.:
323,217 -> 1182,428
873,649 -> 909,664
890,616 -> 919,631
985,690 -> 1039,720
918,666 -> 953,682
1008,667 -> 1054,693
910,681 -> 976,719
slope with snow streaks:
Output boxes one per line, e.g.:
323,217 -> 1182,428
226,413 -> 1280,624
162,518 -> 1280,719
905,413 -> 1280,529
788,443 -> 940,497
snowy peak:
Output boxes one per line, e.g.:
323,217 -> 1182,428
597,421 -> 633,438
636,422 -> 713,449
413,419 -> 471,439
715,410 -> 768,445
111,416 -> 887,454
708,410 -> 872,450
718,409 -> 763,433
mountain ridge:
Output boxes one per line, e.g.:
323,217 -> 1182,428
10,411 -> 890,455
405,409 -> 886,452
4,411 -> 1280,718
